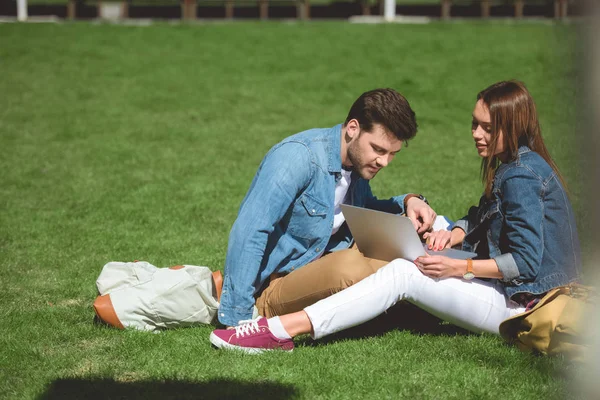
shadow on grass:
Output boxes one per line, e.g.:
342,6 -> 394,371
39,377 -> 299,400
297,301 -> 472,347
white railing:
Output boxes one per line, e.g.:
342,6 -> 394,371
17,0 -> 28,21
383,0 -> 395,20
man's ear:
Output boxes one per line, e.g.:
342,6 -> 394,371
346,119 -> 360,140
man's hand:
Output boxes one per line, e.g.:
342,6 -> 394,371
405,197 -> 437,234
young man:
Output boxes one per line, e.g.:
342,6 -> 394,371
217,88 -> 436,327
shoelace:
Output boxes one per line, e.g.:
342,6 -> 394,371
235,318 -> 261,338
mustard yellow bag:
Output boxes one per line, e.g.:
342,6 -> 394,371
499,284 -> 596,362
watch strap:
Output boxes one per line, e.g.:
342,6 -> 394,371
463,258 -> 475,280
403,193 -> 429,211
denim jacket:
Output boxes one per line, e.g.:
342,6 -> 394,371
455,146 -> 581,299
218,124 -> 409,325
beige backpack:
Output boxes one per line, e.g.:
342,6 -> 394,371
93,261 -> 222,332
499,284 -> 595,362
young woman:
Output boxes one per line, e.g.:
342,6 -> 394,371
210,80 -> 582,353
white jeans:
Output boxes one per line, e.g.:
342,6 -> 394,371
304,258 -> 526,339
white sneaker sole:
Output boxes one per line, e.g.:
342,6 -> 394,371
209,332 -> 293,354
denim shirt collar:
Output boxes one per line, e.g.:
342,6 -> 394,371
328,124 -> 343,173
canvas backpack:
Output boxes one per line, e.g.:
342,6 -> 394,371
93,261 -> 222,332
499,284 -> 596,362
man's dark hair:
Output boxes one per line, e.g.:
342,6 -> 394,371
344,88 -> 417,142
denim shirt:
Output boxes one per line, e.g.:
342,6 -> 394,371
455,146 -> 581,299
218,124 -> 409,326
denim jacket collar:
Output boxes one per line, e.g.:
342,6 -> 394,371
517,145 -> 531,156
496,145 -> 531,177
328,124 -> 343,173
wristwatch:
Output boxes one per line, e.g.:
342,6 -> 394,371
403,193 -> 429,211
463,258 -> 475,280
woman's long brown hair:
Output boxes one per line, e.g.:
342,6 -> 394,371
477,80 -> 567,198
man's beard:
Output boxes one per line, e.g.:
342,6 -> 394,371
346,140 -> 377,180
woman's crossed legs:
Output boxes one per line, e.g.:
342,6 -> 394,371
305,258 -> 525,339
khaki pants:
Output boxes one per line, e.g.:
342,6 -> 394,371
255,246 -> 387,318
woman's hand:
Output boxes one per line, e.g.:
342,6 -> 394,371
414,254 -> 463,279
423,228 -> 466,251
422,230 -> 452,251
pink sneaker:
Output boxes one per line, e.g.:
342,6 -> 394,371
209,317 -> 294,354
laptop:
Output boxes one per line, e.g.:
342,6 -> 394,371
341,204 -> 477,262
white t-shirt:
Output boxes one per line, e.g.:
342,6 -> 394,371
331,169 -> 353,235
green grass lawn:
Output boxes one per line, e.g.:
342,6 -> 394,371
0,21 -> 588,399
